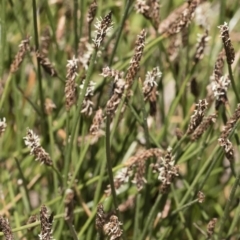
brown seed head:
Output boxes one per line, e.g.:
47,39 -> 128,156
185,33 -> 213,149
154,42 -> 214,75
0,118 -> 7,137
39,205 -> 54,240
218,138 -> 234,161
90,108 -> 104,135
40,26 -> 51,57
103,215 -> 123,240
10,36 -> 31,73
87,0 -> 98,24
125,29 -> 146,90
218,22 -> 235,64
64,189 -> 75,222
197,191 -> 205,203
207,218 -> 217,238
35,50 -> 57,77
142,67 -> 162,116
93,12 -> 113,49
65,56 -> 78,111
23,129 -> 53,166
0,216 -> 14,240
187,99 -> 208,135
193,29 -> 209,64
45,98 -> 56,115
191,114 -> 217,141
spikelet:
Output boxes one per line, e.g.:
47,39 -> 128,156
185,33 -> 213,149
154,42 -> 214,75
187,99 -> 208,135
125,29 -> 146,91
218,22 -> 235,64
0,118 -> 7,137
10,36 -> 31,73
87,0 -> 97,24
207,218 -> 217,238
23,129 -> 52,166
39,205 -> 54,240
0,216 -> 14,240
93,12 -> 113,49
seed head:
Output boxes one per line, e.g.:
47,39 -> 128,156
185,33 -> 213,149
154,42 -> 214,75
207,218 -> 217,238
0,216 -> 14,240
24,129 -> 52,166
93,12 -> 113,49
39,205 -> 54,240
187,99 -> 208,135
87,0 -> 97,24
0,118 -> 7,137
218,22 -> 235,64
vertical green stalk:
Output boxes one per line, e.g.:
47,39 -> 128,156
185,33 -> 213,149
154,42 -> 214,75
65,49 -> 97,185
0,0 -> 6,79
74,0 -> 79,54
133,194 -> 141,239
108,0 -> 132,66
227,63 -> 240,103
217,174 -> 240,239
79,0 -> 84,39
138,79 -> 150,148
139,193 -> 162,240
32,0 -> 46,124
106,115 -> 119,211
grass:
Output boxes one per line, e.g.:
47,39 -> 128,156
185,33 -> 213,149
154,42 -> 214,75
1,0 -> 240,239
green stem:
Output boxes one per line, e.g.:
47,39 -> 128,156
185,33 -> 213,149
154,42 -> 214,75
139,193 -> 162,240
74,0 -> 79,54
66,220 -> 79,240
0,0 -> 6,79
108,0 -> 132,66
32,0 -> 46,126
217,174 -> 240,239
106,115 -> 119,210
227,63 -> 240,103
138,79 -> 150,148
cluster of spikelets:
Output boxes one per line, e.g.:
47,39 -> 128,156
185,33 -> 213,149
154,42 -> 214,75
1,0 -> 240,239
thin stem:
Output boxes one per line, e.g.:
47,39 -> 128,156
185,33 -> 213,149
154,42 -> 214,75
74,0 -> 79,54
66,220 -> 79,240
106,115 -> 119,210
32,0 -> 46,127
217,174 -> 240,239
139,193 -> 162,240
109,0 -> 132,66
138,78 -> 150,148
0,0 -> 6,79
227,63 -> 240,103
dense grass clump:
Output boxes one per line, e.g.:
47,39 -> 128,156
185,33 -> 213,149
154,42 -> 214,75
1,0 -> 240,239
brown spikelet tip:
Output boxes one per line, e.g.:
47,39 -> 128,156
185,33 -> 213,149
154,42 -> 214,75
93,12 -> 113,49
104,67 -> 125,117
40,26 -> 51,57
90,108 -> 104,135
0,118 -> 7,137
193,29 -> 209,64
39,205 -> 54,240
0,216 -> 14,240
218,138 -> 234,161
207,218 -> 217,238
125,29 -> 147,90
65,56 -> 79,111
45,98 -> 56,115
36,50 -> 58,77
64,189 -> 75,222
80,80 -> 95,116
220,104 -> 240,139
187,99 -> 208,135
27,215 -> 38,231
197,191 -> 205,203
23,129 -> 53,166
87,0 -> 97,24
191,114 -> 217,141
142,67 -> 162,116
103,215 -> 123,240
151,147 -> 179,194
213,49 -> 225,82
10,36 -> 31,73
166,0 -> 198,36
218,22 -> 235,64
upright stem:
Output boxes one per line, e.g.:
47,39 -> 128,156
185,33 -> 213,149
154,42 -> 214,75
32,0 -> 46,125
106,115 -> 119,211
109,0 -> 132,66
0,0 -> 6,79
73,0 -> 78,54
217,174 -> 240,239
227,63 -> 240,103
